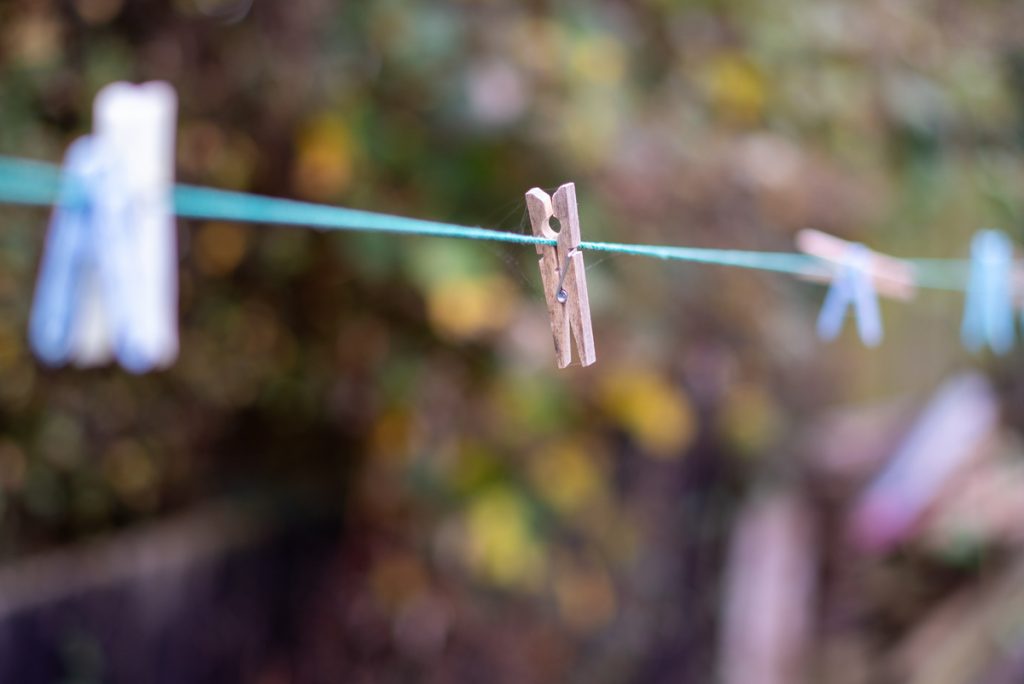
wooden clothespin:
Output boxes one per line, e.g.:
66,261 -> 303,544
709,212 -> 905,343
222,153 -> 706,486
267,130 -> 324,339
796,229 -> 916,300
525,183 -> 596,368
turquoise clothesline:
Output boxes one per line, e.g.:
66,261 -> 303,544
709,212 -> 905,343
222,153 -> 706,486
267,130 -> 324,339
0,155 -> 969,291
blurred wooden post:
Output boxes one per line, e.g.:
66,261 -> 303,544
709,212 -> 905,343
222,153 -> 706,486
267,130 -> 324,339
720,491 -> 817,684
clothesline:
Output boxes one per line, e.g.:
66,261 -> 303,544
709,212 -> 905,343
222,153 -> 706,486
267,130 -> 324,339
0,154 -> 969,291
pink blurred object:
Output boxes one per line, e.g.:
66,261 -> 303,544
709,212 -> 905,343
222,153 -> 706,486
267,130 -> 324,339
848,373 -> 998,552
795,228 -> 917,301
720,492 -> 816,684
891,554 -> 1024,684
803,397 -> 913,484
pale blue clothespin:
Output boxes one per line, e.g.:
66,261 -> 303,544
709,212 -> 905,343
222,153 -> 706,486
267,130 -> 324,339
961,229 -> 1015,355
796,229 -> 916,348
29,81 -> 178,373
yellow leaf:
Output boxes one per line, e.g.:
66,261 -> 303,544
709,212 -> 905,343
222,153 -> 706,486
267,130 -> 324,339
569,34 -> 626,86
560,106 -> 618,169
292,113 -> 354,200
718,382 -> 785,455
704,53 -> 767,125
528,438 -> 607,516
448,440 -> 499,495
195,222 -> 248,276
465,486 -> 544,590
426,275 -> 515,340
599,368 -> 696,458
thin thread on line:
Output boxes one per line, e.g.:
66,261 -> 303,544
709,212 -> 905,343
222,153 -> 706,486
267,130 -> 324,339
0,155 -> 971,290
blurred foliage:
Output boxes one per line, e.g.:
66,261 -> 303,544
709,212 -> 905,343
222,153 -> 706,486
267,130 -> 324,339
2,0 -> 1024,680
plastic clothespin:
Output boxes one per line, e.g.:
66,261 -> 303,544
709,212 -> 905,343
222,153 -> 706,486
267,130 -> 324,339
29,81 -> 178,374
525,183 -> 596,368
961,229 -> 1015,354
796,229 -> 916,347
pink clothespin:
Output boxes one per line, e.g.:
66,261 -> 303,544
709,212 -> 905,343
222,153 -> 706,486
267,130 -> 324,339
525,183 -> 596,368
796,229 -> 916,346
796,229 -> 917,300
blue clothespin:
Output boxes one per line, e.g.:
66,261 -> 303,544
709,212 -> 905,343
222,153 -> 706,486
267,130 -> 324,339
29,81 -> 179,373
796,229 -> 916,347
961,229 -> 1015,354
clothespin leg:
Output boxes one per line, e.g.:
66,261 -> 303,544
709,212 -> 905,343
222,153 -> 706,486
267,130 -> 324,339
526,188 -> 572,367
961,267 -> 984,353
541,250 -> 573,368
987,276 -> 1014,354
562,250 -> 596,365
851,264 -> 883,347
550,182 -> 596,368
815,273 -> 851,341
29,137 -> 104,366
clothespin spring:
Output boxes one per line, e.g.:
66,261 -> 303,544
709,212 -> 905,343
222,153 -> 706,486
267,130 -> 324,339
554,248 -> 577,304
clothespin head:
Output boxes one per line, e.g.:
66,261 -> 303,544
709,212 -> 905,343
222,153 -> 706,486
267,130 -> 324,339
94,81 -> 177,198
525,183 -> 596,368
